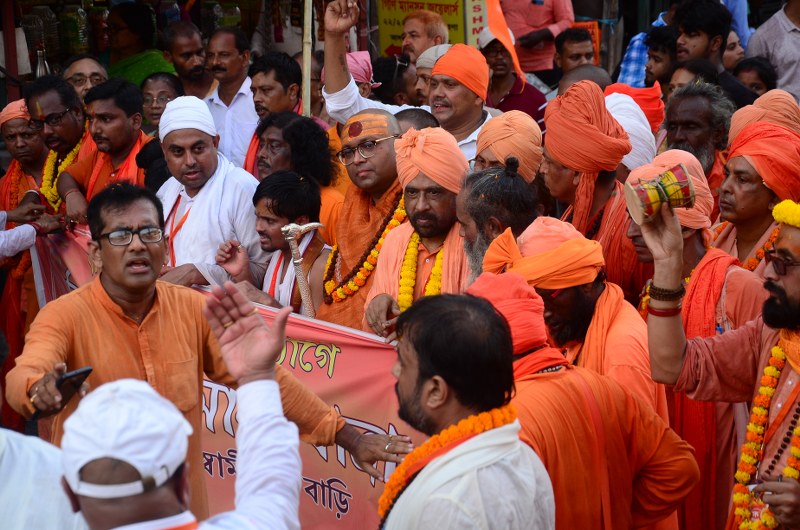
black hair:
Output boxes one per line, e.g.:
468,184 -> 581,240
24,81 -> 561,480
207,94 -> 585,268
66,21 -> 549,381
85,78 -> 143,117
645,25 -> 678,59
674,0 -> 731,58
733,57 -> 778,91
63,54 -> 104,73
110,2 -> 156,49
252,170 -> 321,223
23,74 -> 82,111
396,294 -> 515,412
395,108 -> 440,129
371,54 -> 411,105
210,26 -> 250,54
140,72 -> 185,97
88,183 -> 165,240
163,20 -> 201,50
463,157 -> 539,237
248,52 -> 302,90
555,28 -> 592,54
671,58 -> 720,86
256,112 -> 333,186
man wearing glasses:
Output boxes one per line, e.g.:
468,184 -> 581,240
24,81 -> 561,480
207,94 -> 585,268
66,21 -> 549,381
62,54 -> 108,100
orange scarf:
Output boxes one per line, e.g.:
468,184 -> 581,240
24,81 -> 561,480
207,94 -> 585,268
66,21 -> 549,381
513,347 -> 569,379
565,282 -> 626,369
86,132 -> 150,199
243,132 -> 259,177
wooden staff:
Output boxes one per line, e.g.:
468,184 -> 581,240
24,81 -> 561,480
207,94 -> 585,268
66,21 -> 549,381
301,0 -> 312,117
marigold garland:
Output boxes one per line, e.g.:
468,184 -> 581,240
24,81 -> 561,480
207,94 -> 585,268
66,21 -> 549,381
714,221 -> 780,272
41,131 -> 84,211
322,193 -> 406,304
773,200 -> 800,229
732,343 -> 800,529
377,403 -> 517,522
397,232 -> 444,312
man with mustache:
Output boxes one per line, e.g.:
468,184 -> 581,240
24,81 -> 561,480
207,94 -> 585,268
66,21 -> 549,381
164,21 -> 217,100
56,79 -> 152,219
365,127 -> 470,336
642,193 -> 800,530
400,10 -> 448,64
62,54 -> 107,100
665,81 -> 735,220
626,150 -> 767,530
204,26 -> 259,168
412,44 -> 450,107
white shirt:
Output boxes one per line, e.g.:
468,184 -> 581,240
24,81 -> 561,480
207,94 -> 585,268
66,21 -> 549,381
262,230 -> 329,315
746,6 -> 800,103
205,77 -> 260,167
384,421 -> 555,530
111,381 -> 301,530
157,153 -> 268,285
0,428 -> 89,529
322,78 -> 492,160
0,211 -> 36,258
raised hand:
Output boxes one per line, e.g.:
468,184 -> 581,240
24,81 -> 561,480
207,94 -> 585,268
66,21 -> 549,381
204,281 -> 292,385
325,0 -> 359,35
216,239 -> 249,279
638,203 -> 684,264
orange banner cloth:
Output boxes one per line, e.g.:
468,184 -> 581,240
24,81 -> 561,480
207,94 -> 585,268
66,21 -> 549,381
395,127 -> 468,194
604,82 -> 665,134
431,44 -> 490,101
728,89 -> 800,146
485,0 -> 526,81
475,110 -> 542,183
0,99 -> 30,125
727,122 -> 800,202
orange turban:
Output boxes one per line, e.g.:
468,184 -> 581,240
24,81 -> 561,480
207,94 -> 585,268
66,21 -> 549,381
475,110 -> 542,183
0,99 -> 30,127
604,82 -> 665,133
544,81 -> 632,233
483,218 -> 604,289
728,90 -> 800,146
431,44 -> 490,101
627,149 -> 713,235
467,272 -> 548,354
728,122 -> 800,202
395,127 -> 469,194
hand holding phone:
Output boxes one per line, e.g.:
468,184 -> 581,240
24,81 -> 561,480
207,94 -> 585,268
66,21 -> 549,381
29,364 -> 92,420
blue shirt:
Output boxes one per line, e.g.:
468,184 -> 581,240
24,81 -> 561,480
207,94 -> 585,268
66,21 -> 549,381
617,12 -> 667,88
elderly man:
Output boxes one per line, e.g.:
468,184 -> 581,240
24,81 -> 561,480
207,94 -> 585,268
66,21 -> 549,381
323,1 -> 490,159
665,82 -> 735,220
467,272 -> 699,530
155,96 -> 265,287
62,54 -> 107,100
400,9 -> 448,64
365,127 -> 470,335
381,294 -> 555,529
627,150 -> 767,530
315,110 -> 405,330
163,21 -> 217,99
412,44 -> 450,105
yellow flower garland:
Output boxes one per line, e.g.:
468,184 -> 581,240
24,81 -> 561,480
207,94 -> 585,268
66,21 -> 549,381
40,133 -> 84,211
397,232 -> 444,312
377,403 -> 517,521
773,200 -> 800,230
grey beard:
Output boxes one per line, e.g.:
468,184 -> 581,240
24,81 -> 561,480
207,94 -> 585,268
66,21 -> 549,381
667,140 -> 715,175
465,230 -> 492,285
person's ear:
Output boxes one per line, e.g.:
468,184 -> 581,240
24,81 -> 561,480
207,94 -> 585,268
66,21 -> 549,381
393,93 -> 409,105
485,217 -> 505,240
709,34 -> 723,57
433,35 -> 444,46
163,50 -> 173,64
176,463 -> 191,509
554,51 -> 562,69
131,112 -> 143,130
88,240 -> 103,275
242,50 -> 251,67
61,477 -> 81,513
288,83 -> 300,104
423,375 -> 449,411
213,135 -> 221,149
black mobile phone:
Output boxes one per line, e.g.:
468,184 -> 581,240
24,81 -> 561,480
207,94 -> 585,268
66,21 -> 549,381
31,366 -> 92,421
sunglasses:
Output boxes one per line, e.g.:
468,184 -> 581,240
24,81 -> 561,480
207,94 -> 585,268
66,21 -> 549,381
765,249 -> 800,276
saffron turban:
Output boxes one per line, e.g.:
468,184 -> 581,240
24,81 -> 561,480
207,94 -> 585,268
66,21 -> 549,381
483,218 -> 605,289
605,93 -> 656,171
395,127 -> 468,194
159,96 -> 217,139
467,272 -> 548,354
475,110 -> 542,183
604,82 -> 665,133
431,44 -> 490,101
627,149 -> 713,232
728,89 -> 800,146
415,44 -> 451,70
0,99 -> 30,127
728,121 -> 800,202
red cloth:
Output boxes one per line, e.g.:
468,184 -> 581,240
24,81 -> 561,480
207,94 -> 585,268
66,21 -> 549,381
243,132 -> 259,177
604,82 -> 665,133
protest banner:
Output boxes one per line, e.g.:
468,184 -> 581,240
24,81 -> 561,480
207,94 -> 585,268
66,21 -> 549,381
376,0 -> 465,55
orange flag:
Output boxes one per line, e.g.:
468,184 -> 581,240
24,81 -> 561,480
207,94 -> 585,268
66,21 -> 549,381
485,0 -> 526,81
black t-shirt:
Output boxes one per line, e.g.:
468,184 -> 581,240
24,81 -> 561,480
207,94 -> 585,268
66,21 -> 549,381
719,71 -> 758,109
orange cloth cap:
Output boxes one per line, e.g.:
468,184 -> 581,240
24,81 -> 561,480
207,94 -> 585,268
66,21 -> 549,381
395,127 -> 468,194
604,82 -> 665,134
728,121 -> 800,202
431,44 -> 490,101
0,99 -> 30,127
475,110 -> 542,183
728,89 -> 800,146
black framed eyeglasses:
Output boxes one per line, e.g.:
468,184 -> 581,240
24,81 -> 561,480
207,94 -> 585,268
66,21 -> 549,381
765,249 -> 800,276
97,227 -> 164,246
29,107 -> 72,130
336,135 -> 399,165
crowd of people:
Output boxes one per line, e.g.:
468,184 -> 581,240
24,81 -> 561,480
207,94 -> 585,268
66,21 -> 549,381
1,0 -> 800,528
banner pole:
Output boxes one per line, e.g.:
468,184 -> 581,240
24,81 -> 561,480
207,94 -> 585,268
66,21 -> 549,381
302,0 -> 312,117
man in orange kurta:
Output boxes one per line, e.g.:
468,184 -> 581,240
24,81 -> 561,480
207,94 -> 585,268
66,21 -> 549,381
627,150 -> 768,530
542,80 -> 648,303
467,272 -> 699,530
364,127 -> 470,335
315,111 -> 406,330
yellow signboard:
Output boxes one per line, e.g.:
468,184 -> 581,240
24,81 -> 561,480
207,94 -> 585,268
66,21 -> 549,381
377,0 -> 466,56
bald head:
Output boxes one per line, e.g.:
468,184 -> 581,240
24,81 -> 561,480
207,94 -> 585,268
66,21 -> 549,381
341,109 -> 401,144
557,65 -> 612,96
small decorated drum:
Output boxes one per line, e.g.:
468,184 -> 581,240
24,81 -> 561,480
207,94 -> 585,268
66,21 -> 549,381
624,163 -> 696,224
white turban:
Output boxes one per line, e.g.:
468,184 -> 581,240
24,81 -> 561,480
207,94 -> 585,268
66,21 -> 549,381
416,44 -> 452,70
159,96 -> 217,139
604,93 -> 656,171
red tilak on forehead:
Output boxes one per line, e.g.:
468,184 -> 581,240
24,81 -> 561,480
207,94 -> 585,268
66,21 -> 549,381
348,121 -> 363,138
341,115 -> 391,144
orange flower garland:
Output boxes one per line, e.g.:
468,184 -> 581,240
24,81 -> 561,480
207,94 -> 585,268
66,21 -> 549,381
377,403 -> 517,522
714,222 -> 780,271
322,194 -> 406,304
731,343 -> 800,529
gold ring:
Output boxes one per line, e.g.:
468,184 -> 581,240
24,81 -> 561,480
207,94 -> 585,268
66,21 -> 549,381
237,245 -> 244,251
222,320 -> 234,328
29,393 -> 37,404
248,307 -> 259,316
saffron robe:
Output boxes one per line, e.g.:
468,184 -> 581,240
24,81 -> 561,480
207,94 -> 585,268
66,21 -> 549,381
712,220 -> 779,278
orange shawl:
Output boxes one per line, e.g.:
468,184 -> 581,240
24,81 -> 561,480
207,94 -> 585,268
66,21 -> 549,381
243,132 -> 259,177
85,131 -> 151,199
